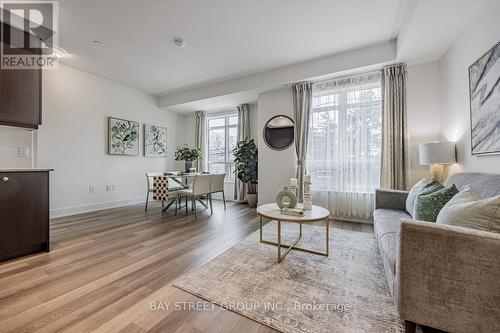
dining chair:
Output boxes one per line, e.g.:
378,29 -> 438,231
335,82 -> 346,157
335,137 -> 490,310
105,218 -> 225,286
147,172 -> 183,212
210,173 -> 226,210
145,172 -> 163,211
153,175 -> 179,215
178,174 -> 212,219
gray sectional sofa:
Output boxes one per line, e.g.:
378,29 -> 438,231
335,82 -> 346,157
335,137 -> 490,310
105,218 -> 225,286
374,172 -> 500,333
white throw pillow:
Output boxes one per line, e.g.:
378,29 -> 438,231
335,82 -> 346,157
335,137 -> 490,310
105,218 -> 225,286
436,185 -> 500,233
406,178 -> 428,217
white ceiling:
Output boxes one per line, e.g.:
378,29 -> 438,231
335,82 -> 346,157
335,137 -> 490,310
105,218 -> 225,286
58,0 -> 405,95
55,0 -> 488,113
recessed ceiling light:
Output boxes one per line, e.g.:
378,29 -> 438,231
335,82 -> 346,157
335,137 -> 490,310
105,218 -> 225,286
41,41 -> 69,58
173,37 -> 186,48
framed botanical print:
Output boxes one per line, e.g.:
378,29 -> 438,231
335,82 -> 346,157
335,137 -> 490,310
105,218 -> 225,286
108,117 -> 139,156
469,40 -> 500,155
144,124 -> 167,157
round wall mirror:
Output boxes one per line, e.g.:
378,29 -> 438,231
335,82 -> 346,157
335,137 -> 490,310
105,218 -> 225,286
263,115 -> 294,150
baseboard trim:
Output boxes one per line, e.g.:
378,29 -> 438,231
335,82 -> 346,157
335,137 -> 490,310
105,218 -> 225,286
331,216 -> 374,224
50,197 -> 145,219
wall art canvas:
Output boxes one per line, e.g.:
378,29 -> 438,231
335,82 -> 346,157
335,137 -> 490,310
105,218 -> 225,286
469,40 -> 500,155
144,124 -> 167,157
108,117 -> 139,156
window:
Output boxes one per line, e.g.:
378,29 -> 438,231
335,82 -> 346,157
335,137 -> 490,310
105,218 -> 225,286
207,114 -> 238,181
306,71 -> 382,219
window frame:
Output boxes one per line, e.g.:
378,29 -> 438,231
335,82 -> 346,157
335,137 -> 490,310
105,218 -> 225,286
206,112 -> 238,183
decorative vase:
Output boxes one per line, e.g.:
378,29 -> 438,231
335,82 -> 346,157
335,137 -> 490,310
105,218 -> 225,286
185,161 -> 193,173
247,193 -> 258,207
303,177 -> 312,210
275,187 -> 298,209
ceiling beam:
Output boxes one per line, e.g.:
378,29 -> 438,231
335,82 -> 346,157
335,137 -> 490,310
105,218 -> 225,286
158,40 -> 397,109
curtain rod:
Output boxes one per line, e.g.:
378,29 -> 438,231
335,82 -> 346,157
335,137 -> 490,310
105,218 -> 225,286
285,69 -> 381,87
284,62 -> 406,87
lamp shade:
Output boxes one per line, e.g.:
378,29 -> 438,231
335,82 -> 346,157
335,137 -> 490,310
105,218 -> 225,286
419,142 -> 456,165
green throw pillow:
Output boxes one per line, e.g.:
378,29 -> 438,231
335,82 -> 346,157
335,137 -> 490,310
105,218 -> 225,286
414,185 -> 459,222
419,180 -> 444,196
411,180 -> 444,216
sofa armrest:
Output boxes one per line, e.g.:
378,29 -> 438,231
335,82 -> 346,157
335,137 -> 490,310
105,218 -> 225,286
374,188 -> 408,211
395,219 -> 500,333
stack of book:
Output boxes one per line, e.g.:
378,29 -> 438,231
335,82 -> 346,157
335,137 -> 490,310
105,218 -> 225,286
280,207 -> 305,216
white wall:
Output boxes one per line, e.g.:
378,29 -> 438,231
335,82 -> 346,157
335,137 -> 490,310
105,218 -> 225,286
406,61 -> 442,185
257,88 -> 296,204
0,126 -> 35,169
439,0 -> 500,175
37,65 -> 185,218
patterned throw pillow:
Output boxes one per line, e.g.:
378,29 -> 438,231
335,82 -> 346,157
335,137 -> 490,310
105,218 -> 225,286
419,180 -> 444,195
436,185 -> 500,233
406,178 -> 428,216
414,185 -> 459,222
411,180 -> 444,217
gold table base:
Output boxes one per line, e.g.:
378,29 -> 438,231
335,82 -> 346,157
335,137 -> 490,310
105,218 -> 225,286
259,216 -> 329,263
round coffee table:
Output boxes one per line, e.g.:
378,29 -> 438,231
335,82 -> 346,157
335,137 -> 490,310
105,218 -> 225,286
256,203 -> 330,263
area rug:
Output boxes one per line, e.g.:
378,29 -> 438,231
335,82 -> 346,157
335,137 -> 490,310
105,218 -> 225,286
173,220 -> 404,333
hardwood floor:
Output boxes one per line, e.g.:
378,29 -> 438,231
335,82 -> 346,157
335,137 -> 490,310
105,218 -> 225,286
1,201 -> 444,333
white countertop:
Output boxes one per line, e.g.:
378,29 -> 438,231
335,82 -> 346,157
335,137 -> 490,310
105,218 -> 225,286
0,169 -> 54,172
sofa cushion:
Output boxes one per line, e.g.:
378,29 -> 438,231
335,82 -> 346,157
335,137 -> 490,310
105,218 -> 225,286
414,185 -> 459,222
445,172 -> 500,199
437,185 -> 500,233
406,178 -> 428,217
374,209 -> 411,282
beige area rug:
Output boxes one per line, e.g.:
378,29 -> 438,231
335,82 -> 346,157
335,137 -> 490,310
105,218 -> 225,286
173,221 -> 404,333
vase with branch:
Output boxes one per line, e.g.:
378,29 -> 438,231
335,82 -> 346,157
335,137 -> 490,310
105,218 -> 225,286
175,146 -> 202,172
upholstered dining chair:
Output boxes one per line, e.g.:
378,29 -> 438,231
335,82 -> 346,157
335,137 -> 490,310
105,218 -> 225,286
178,174 -> 212,219
210,173 -> 226,210
145,172 -> 163,211
152,175 -> 179,215
146,172 -> 185,211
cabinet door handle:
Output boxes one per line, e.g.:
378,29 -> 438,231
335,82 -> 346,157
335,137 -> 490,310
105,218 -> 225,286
2,177 -> 8,182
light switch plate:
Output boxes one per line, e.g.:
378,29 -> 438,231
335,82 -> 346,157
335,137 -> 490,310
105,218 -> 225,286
18,147 -> 29,158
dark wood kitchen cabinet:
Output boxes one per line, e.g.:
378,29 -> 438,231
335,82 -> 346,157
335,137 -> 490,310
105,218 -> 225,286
0,22 -> 42,129
0,60 -> 42,128
0,170 -> 52,262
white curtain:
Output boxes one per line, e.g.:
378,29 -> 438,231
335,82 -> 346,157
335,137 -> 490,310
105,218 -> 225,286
307,71 -> 382,220
381,64 -> 408,190
292,83 -> 312,203
235,104 -> 250,201
195,111 -> 207,172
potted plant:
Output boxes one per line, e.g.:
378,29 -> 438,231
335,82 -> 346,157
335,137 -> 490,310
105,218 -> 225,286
233,138 -> 258,207
175,145 -> 202,172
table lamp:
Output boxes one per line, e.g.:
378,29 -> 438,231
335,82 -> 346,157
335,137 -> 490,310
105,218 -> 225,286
419,142 -> 456,182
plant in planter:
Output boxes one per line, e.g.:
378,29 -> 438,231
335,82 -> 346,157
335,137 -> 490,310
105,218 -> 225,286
233,138 -> 258,207
175,145 -> 202,172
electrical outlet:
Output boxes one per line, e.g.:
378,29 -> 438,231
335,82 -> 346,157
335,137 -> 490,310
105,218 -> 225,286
112,185 -> 116,191
18,147 -> 29,158
89,186 -> 94,193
